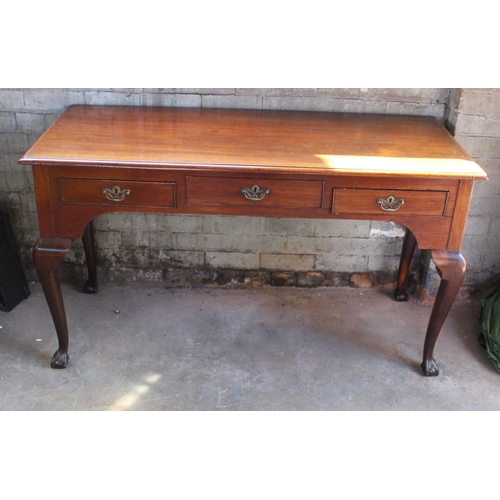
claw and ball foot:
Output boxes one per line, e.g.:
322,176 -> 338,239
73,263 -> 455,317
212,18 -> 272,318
83,280 -> 98,294
51,350 -> 70,369
421,358 -> 439,377
394,289 -> 409,302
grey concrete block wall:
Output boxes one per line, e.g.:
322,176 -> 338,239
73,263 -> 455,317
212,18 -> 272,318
448,89 -> 500,287
1,88 -> 497,292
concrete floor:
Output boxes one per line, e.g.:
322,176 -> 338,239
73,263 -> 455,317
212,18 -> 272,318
1,280 -> 499,410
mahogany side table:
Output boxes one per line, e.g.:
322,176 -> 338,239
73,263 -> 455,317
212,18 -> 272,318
19,106 -> 487,375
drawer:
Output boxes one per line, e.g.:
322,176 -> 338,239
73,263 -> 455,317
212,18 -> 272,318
58,179 -> 176,208
332,188 -> 448,216
186,176 -> 324,208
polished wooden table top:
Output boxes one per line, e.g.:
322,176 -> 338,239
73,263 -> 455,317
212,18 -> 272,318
21,106 -> 487,179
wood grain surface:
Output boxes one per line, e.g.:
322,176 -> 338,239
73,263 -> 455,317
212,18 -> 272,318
19,106 -> 487,178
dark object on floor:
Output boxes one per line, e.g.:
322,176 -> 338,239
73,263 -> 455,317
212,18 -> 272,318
478,285 -> 500,373
0,211 -> 30,312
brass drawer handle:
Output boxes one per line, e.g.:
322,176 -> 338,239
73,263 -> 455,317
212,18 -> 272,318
241,184 -> 270,201
377,195 -> 404,212
102,186 -> 131,202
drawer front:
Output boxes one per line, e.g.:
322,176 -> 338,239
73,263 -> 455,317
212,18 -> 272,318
58,179 -> 176,208
332,188 -> 448,216
186,176 -> 324,208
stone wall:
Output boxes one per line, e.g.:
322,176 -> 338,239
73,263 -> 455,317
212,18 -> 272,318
1,88 -> 497,293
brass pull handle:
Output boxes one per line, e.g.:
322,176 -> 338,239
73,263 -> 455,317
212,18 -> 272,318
241,184 -> 270,201
377,195 -> 404,212
102,186 -> 131,202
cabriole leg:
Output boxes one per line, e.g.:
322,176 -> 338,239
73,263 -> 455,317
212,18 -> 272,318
33,238 -> 72,368
394,229 -> 417,302
421,250 -> 466,376
82,221 -> 98,294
